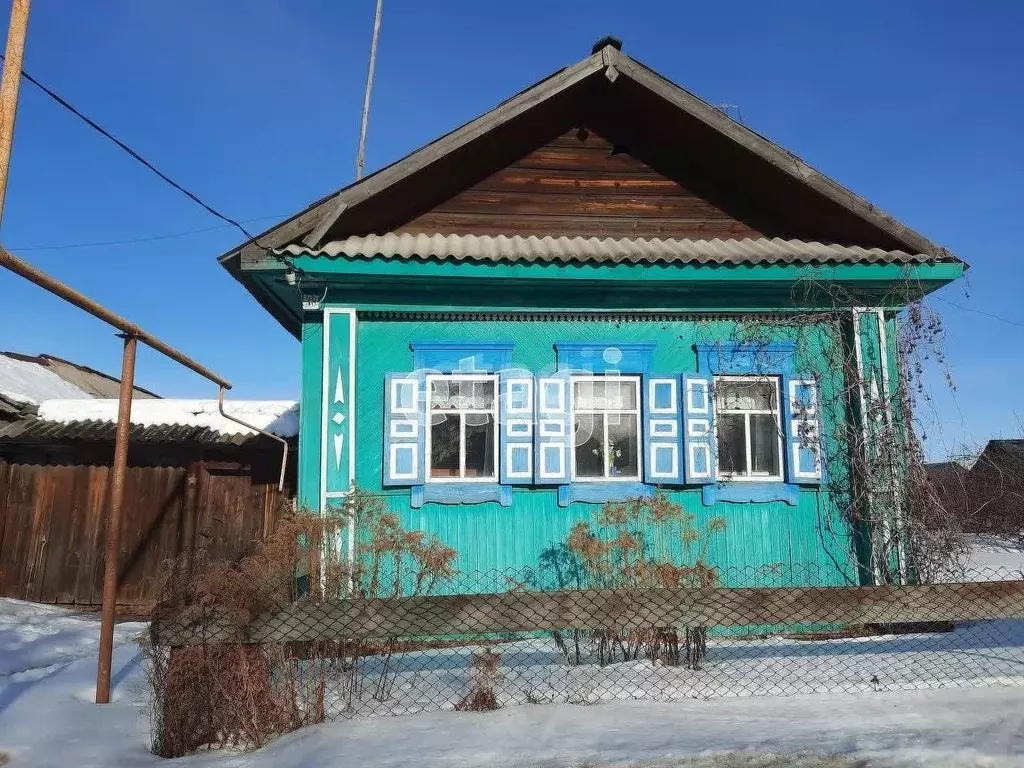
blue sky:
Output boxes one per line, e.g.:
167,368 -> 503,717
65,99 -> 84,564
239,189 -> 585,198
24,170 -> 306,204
0,0 -> 1021,460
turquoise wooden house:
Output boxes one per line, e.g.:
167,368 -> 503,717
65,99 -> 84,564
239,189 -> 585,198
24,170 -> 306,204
221,40 -> 963,588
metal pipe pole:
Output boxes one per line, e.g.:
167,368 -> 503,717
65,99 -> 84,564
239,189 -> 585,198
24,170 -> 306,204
0,0 -> 29,223
0,246 -> 231,389
95,333 -> 137,704
355,0 -> 383,180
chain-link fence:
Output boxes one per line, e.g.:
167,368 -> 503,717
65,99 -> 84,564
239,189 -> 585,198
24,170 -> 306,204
148,564 -> 1024,754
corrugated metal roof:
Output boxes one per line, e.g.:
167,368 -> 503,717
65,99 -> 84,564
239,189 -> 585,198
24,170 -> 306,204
35,399 -> 299,438
0,418 -> 291,446
276,235 -> 945,267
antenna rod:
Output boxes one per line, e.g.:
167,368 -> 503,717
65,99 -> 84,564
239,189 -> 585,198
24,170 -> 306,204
355,0 -> 383,180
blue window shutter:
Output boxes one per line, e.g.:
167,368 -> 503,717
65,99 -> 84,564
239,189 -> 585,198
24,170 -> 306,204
784,375 -> 823,484
643,375 -> 683,484
383,372 -> 425,486
682,374 -> 716,485
534,371 -> 571,485
500,368 -> 534,484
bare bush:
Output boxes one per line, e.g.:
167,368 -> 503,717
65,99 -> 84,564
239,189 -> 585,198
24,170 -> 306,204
144,489 -> 458,757
456,648 -> 502,711
535,492 -> 725,669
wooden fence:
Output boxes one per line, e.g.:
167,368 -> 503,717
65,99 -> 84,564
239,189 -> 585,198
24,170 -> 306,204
0,441 -> 295,612
152,580 -> 1024,646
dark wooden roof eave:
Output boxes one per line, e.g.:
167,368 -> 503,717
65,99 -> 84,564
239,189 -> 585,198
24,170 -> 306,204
216,50 -> 608,267
217,42 -> 963,308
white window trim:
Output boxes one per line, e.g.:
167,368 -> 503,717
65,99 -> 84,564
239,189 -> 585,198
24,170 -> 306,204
648,378 -> 678,415
649,443 -> 679,479
788,378 -> 819,416
389,419 -> 419,439
390,377 -> 419,414
425,373 -> 499,483
506,378 -> 534,415
713,374 -> 785,483
505,443 -> 533,479
388,443 -> 419,481
570,374 -> 643,482
650,419 -> 678,438
539,443 -> 565,480
539,378 -> 566,414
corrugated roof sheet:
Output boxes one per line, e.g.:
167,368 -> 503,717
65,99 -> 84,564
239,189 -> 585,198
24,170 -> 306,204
35,399 -> 299,438
276,235 -> 947,267
0,418 -> 291,446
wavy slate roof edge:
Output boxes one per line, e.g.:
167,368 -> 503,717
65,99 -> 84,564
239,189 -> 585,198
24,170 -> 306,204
275,235 -> 945,267
0,418 -> 296,446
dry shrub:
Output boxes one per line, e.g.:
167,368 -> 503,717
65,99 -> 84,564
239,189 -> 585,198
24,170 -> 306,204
456,648 -> 502,711
557,492 -> 725,668
144,489 -> 459,757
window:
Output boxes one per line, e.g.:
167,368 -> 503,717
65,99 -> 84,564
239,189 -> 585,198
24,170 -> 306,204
714,376 -> 783,480
426,375 -> 497,481
572,376 -> 641,480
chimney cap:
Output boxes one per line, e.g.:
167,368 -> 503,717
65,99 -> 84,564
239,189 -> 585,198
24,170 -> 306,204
591,36 -> 622,55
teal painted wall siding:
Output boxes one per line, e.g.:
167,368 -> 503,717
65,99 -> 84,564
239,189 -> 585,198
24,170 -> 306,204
299,317 -> 323,510
351,315 -> 859,587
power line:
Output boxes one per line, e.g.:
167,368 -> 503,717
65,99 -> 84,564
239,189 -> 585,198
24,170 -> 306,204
9,214 -> 286,252
933,296 -> 1024,330
0,53 -> 265,245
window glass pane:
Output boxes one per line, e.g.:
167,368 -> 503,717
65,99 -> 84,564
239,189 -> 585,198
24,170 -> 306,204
573,380 -> 604,410
574,413 -> 605,478
430,379 -> 454,410
605,379 -> 637,410
468,380 -> 495,410
750,414 -> 780,476
430,412 -> 460,477
607,413 -> 639,478
717,413 -> 747,475
464,414 -> 495,478
716,379 -> 776,411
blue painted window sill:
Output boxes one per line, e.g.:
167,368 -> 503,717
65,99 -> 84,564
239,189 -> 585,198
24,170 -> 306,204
412,484 -> 512,508
701,482 -> 800,507
558,482 -> 653,506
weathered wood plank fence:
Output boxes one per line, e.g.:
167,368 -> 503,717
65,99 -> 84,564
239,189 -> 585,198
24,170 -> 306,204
0,441 -> 295,612
152,580 -> 1024,646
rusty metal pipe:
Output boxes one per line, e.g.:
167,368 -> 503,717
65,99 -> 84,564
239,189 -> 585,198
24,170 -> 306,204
95,333 -> 137,704
0,245 -> 231,389
217,386 -> 289,493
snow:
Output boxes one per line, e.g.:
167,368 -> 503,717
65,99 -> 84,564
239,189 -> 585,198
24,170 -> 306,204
0,355 -> 91,404
962,535 -> 1024,580
0,598 -> 1022,767
37,398 -> 300,437
310,621 -> 1024,719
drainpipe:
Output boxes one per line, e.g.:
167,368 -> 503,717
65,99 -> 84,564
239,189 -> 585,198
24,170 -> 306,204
217,387 -> 289,493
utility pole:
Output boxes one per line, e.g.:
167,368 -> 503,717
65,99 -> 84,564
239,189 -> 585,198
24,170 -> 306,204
355,0 -> 383,180
0,0 -> 29,223
0,0 -> 249,707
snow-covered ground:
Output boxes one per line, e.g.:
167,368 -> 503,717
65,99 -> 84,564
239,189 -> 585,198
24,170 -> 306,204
0,598 -> 1023,767
962,534 -> 1024,580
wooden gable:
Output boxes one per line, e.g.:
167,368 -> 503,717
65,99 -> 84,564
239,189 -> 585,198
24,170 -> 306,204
398,128 -> 768,240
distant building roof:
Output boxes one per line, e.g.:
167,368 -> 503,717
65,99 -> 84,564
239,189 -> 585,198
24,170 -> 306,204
0,354 -> 91,405
0,352 -> 159,419
0,398 -> 299,447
